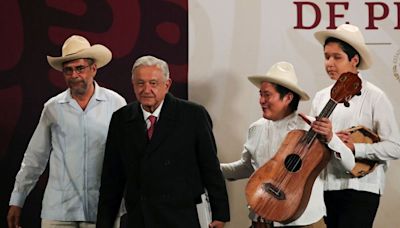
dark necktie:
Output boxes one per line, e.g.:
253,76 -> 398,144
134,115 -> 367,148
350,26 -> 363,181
147,115 -> 157,139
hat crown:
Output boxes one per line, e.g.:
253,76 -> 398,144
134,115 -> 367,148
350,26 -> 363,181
61,35 -> 91,57
266,61 -> 297,84
336,24 -> 365,43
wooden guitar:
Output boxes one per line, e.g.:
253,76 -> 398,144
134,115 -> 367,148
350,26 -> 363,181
245,72 -> 362,224
346,125 -> 380,177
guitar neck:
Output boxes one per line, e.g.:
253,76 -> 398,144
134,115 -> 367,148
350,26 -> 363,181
304,99 -> 338,144
318,98 -> 338,119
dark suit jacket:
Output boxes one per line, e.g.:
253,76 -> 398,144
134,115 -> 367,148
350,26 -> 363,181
97,93 -> 230,227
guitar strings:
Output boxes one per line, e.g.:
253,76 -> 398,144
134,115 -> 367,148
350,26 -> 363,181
262,98 -> 338,217
278,99 -> 337,184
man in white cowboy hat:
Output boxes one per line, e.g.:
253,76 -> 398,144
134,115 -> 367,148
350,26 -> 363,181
220,61 -> 355,228
7,35 -> 126,228
312,24 -> 400,227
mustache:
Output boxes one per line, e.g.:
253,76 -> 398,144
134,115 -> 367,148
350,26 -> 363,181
68,78 -> 84,84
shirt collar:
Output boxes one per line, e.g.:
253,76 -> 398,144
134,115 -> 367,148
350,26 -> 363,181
58,81 -> 104,103
271,112 -> 299,130
141,100 -> 164,120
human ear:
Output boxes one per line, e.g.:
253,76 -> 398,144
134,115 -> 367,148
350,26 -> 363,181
351,55 -> 360,67
284,92 -> 293,104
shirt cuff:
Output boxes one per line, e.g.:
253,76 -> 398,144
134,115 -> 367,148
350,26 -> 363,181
9,192 -> 28,207
327,134 -> 355,171
354,143 -> 367,159
327,134 -> 346,159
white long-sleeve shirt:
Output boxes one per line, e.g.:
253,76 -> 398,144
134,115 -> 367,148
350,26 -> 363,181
310,74 -> 400,194
9,82 -> 126,222
221,113 -> 355,226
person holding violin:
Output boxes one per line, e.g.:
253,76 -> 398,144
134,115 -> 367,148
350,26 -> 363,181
312,24 -> 400,228
221,61 -> 355,228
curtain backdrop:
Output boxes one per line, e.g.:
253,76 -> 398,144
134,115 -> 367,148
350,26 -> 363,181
0,1 -> 188,227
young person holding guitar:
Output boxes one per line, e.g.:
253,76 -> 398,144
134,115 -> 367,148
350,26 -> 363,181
312,24 -> 400,228
221,62 -> 355,228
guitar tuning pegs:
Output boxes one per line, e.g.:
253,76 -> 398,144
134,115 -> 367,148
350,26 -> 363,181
344,101 -> 350,107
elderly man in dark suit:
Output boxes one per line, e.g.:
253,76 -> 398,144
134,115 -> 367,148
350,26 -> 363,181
96,55 -> 230,228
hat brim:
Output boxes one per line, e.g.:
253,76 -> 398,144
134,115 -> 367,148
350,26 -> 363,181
248,75 -> 310,100
47,44 -> 112,71
314,31 -> 372,70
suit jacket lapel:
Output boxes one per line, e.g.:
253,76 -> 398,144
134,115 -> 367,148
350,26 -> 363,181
145,93 -> 177,155
125,103 -> 147,157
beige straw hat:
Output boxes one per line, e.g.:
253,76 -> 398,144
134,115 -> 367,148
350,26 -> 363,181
47,35 -> 112,71
248,61 -> 310,100
314,24 -> 372,70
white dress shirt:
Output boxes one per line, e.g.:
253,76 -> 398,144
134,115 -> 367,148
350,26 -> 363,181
141,100 -> 163,128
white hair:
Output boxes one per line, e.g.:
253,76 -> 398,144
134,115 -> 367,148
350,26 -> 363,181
131,55 -> 170,81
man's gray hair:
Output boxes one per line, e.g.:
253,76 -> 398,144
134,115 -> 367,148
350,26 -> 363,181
131,55 -> 170,80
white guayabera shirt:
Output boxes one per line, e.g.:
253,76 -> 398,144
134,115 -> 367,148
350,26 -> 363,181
10,82 -> 126,222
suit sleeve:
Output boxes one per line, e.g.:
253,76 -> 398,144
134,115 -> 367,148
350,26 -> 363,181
195,106 -> 230,222
97,112 -> 126,227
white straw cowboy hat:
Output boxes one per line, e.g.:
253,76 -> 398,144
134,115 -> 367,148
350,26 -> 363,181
314,24 -> 372,70
248,61 -> 310,100
47,35 -> 112,71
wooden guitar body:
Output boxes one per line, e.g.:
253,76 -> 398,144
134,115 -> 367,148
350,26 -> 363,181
246,130 -> 331,223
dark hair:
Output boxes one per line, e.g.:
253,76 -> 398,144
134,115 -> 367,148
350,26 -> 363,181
273,84 -> 300,113
324,37 -> 360,67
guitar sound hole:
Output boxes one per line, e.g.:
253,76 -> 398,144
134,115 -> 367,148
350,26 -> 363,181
284,154 -> 302,172
262,183 -> 286,200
